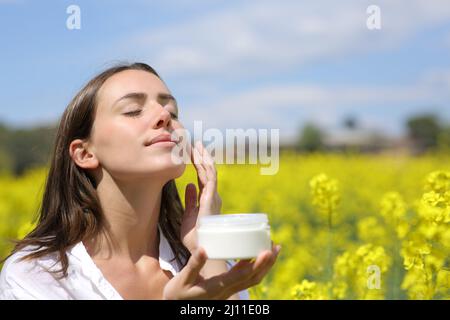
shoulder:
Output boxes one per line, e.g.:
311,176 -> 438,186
0,246 -> 66,299
1,245 -> 43,280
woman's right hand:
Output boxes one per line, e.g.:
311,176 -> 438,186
163,244 -> 281,300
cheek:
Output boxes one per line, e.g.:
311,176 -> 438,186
93,120 -> 141,158
172,120 -> 184,131
171,121 -> 187,143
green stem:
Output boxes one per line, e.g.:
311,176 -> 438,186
327,207 -> 333,298
392,236 -> 400,299
391,218 -> 400,300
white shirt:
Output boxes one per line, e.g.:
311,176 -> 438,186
0,227 -> 249,300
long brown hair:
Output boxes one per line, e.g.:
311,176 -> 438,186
2,62 -> 191,278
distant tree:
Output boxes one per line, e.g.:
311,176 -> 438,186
0,122 -> 13,174
438,125 -> 450,153
343,116 -> 358,130
297,123 -> 324,152
0,146 -> 13,174
406,114 -> 441,152
0,122 -> 57,176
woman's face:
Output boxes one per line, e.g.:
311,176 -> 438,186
87,69 -> 186,182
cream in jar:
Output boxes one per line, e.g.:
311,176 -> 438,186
197,213 -> 272,259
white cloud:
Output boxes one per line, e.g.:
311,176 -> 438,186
122,0 -> 450,78
110,0 -> 450,141
178,69 -> 450,141
421,68 -> 450,91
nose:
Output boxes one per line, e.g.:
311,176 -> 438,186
152,104 -> 172,129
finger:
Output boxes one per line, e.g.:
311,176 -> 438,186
192,253 -> 274,300
229,252 -> 268,275
252,245 -> 281,278
248,245 -> 281,286
250,250 -> 273,273
196,141 -> 216,170
225,250 -> 276,293
184,183 -> 198,213
187,273 -> 229,299
195,141 -> 214,173
194,141 -> 211,181
192,142 -> 208,190
196,142 -> 217,183
193,141 -> 207,166
198,180 -> 216,207
190,141 -> 200,165
218,254 -> 267,289
262,243 -> 281,268
182,247 -> 208,285
188,142 -> 194,164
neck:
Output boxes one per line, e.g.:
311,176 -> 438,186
84,172 -> 169,263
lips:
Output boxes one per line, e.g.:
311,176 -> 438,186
146,133 -> 179,146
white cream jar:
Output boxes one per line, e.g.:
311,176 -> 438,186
197,213 -> 272,259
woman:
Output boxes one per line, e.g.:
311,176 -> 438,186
0,62 -> 280,300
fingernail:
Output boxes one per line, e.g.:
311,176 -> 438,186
197,247 -> 207,259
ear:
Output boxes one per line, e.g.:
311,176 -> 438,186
69,139 -> 99,169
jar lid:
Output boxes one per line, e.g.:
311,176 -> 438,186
198,213 -> 268,228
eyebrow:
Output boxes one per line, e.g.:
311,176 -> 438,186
157,93 -> 178,111
113,92 -> 178,112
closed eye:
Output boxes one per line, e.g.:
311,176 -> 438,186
124,110 -> 142,117
124,110 -> 178,120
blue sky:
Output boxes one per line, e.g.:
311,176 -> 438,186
0,0 -> 449,142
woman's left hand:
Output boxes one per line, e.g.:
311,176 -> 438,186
181,141 -> 222,253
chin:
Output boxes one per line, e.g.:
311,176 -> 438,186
155,159 -> 186,181
170,161 -> 186,179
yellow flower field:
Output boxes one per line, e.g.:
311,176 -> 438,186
1,152 -> 449,299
